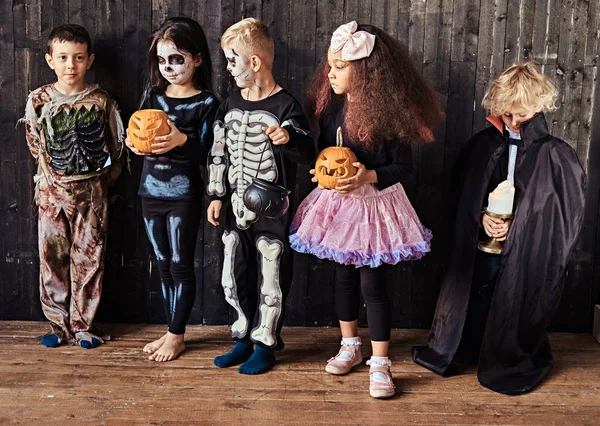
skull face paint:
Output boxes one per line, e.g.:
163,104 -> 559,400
157,40 -> 197,86
224,48 -> 254,88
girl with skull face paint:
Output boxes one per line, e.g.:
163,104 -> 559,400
289,22 -> 442,398
125,17 -> 219,362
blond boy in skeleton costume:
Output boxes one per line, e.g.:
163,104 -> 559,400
22,24 -> 124,349
207,18 -> 313,374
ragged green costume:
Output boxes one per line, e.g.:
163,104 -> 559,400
23,84 -> 124,345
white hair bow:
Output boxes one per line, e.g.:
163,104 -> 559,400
330,21 -> 376,61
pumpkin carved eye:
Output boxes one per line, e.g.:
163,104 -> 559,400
144,117 -> 163,131
335,159 -> 346,164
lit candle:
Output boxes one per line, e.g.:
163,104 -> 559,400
487,180 -> 515,215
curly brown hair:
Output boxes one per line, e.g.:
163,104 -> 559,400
308,24 -> 441,147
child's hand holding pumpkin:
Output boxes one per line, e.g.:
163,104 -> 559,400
152,120 -> 187,154
335,162 -> 377,193
125,133 -> 149,156
309,168 -> 325,189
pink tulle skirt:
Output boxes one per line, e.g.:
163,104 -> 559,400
290,183 -> 432,268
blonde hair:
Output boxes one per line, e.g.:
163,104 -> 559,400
482,62 -> 558,116
221,18 -> 274,70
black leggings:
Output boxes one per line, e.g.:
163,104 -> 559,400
334,263 -> 391,342
142,197 -> 201,335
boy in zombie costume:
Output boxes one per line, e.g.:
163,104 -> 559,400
22,24 -> 124,349
206,18 -> 314,374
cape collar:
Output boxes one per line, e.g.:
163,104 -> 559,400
486,113 -> 550,147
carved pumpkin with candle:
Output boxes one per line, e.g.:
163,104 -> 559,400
315,127 -> 358,189
127,109 -> 171,154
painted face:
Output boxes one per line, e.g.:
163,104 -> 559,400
501,106 -> 538,134
327,47 -> 352,96
45,41 -> 94,93
223,48 -> 254,88
157,40 -> 197,86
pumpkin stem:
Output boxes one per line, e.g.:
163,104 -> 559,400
336,127 -> 344,147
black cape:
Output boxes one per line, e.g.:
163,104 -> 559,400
412,113 -> 586,395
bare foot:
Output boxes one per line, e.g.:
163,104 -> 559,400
143,332 -> 168,354
149,332 -> 185,362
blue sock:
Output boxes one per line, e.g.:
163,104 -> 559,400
214,341 -> 254,368
79,337 -> 101,349
238,345 -> 276,375
40,334 -> 61,348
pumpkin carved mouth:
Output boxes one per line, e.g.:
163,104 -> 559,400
318,165 -> 348,177
132,134 -> 155,142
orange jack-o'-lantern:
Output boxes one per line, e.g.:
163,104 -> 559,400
127,109 -> 170,153
315,127 -> 358,189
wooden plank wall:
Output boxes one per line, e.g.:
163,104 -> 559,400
1,0 -> 599,331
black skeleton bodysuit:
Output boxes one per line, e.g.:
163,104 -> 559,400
207,89 -> 313,348
139,90 -> 219,335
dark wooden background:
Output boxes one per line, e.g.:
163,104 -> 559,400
1,0 -> 599,332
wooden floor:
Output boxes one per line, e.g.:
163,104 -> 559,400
1,323 -> 599,425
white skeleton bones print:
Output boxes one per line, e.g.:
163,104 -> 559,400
221,230 -> 248,338
250,236 -> 283,346
207,108 -> 280,229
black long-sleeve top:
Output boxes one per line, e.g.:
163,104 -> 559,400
207,89 -> 314,201
317,104 -> 413,190
138,90 -> 219,200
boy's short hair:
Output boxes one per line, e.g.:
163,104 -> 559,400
482,62 -> 558,116
221,18 -> 274,70
47,24 -> 92,55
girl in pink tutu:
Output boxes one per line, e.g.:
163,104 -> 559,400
290,21 -> 441,398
